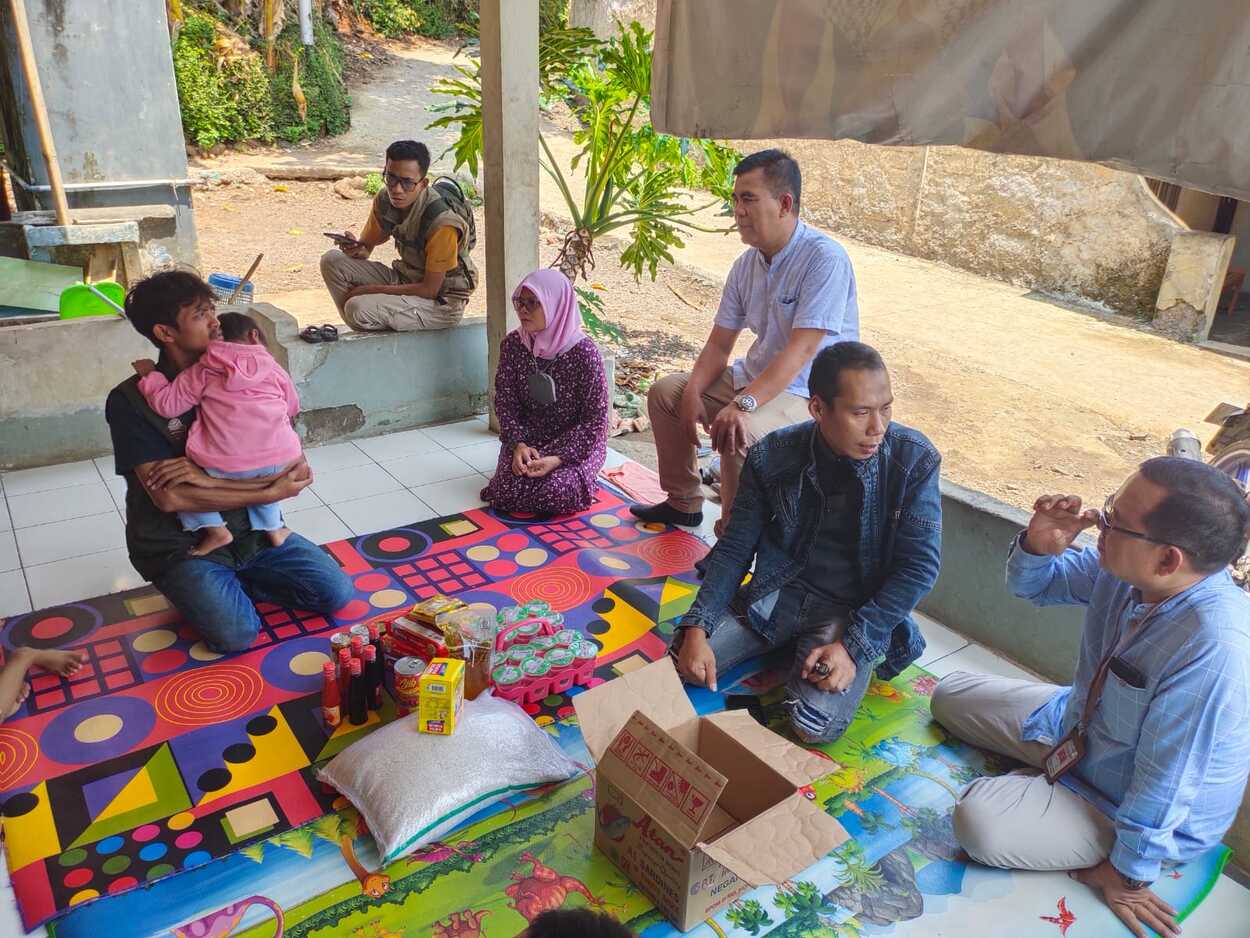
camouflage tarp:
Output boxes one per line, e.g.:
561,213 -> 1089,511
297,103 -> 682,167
651,0 -> 1250,199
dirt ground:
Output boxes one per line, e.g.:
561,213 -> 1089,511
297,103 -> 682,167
192,38 -> 1250,514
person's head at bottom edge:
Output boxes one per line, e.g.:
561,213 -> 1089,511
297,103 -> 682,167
519,909 -> 636,938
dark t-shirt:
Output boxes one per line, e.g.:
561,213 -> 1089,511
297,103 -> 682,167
105,373 -> 267,582
793,437 -> 864,607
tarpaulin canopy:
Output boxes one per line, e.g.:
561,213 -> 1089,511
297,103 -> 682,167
651,0 -> 1250,200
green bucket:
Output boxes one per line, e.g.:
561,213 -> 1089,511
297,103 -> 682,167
59,281 -> 125,319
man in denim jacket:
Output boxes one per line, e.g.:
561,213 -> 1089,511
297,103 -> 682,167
673,342 -> 942,743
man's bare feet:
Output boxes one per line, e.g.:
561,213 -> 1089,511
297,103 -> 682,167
265,526 -> 292,548
189,526 -> 234,556
31,648 -> 88,677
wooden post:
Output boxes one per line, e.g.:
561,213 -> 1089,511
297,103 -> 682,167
479,0 -> 539,428
8,0 -> 72,226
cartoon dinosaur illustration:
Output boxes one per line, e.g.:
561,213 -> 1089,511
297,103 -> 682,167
1040,896 -> 1076,936
431,909 -> 491,938
406,839 -> 484,865
330,812 -> 390,898
505,851 -> 604,922
173,895 -> 284,938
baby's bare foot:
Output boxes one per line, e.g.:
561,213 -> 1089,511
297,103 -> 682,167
3,683 -> 30,720
189,526 -> 234,557
31,648 -> 87,677
266,526 -> 292,548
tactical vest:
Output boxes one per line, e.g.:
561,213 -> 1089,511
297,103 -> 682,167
373,182 -> 478,305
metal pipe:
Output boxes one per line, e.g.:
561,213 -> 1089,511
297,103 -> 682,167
7,0 -> 72,225
299,0 -> 314,45
2,163 -> 199,194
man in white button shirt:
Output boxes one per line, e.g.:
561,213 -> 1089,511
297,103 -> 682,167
631,149 -> 860,535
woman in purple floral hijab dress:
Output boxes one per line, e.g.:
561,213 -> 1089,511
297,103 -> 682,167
480,269 -> 608,516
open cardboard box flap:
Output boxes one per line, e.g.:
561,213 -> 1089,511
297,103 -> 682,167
572,657 -> 696,764
703,709 -> 834,786
598,710 -> 730,846
699,795 -> 848,887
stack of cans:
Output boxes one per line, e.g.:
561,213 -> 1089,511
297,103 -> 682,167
490,606 -> 599,705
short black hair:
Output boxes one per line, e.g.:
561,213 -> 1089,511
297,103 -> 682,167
734,148 -> 802,211
1138,457 -> 1250,572
808,341 -> 887,403
385,140 -> 430,177
124,270 -> 214,348
526,910 -> 635,938
217,311 -> 264,345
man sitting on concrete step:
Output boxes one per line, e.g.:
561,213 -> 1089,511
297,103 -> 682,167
321,139 -> 478,332
932,458 -> 1250,938
671,342 -> 942,744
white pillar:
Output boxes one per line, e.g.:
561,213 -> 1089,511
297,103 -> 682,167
480,0 -> 540,426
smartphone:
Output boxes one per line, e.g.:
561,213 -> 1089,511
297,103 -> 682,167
323,231 -> 361,247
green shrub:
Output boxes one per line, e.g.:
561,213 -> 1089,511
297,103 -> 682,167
268,17 -> 351,143
360,0 -> 455,38
364,172 -> 384,195
173,12 -> 275,148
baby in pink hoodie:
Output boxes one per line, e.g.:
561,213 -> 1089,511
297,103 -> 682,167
133,312 -> 303,556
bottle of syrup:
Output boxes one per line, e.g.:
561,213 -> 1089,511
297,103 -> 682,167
348,658 -> 367,725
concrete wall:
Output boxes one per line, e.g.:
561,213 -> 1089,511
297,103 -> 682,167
923,481 -> 1250,871
754,140 -> 1183,318
0,0 -> 198,267
0,303 -> 488,471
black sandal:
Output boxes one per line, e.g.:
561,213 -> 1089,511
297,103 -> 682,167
300,326 -> 324,344
319,324 -> 339,342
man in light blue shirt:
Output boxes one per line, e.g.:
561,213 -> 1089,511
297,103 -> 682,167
631,149 -> 859,535
932,458 -> 1250,938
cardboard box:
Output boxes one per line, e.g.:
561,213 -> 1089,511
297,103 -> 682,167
572,658 -> 848,931
417,658 -> 464,735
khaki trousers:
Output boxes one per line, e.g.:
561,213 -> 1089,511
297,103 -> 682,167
320,250 -> 465,332
646,367 -> 811,522
931,670 -> 1116,871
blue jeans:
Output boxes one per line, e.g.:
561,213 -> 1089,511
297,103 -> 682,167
153,533 -> 354,652
675,592 -> 874,743
178,464 -> 287,533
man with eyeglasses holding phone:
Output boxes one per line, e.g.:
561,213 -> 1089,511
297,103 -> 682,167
931,457 -> 1250,938
320,140 -> 477,332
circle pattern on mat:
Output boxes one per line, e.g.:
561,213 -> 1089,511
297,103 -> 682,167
514,547 -> 548,568
140,648 -> 189,676
2,790 -> 39,818
68,888 -> 99,905
5,603 -> 102,651
42,696 -> 156,766
131,629 -> 177,653
189,641 -> 224,662
154,664 -> 264,727
355,527 -> 432,565
261,636 -> 334,693
508,566 -> 594,612
369,588 -> 409,609
147,863 -> 174,881
139,843 -> 167,862
0,728 -> 39,790
576,548 -> 650,579
465,545 -> 499,562
636,535 -> 706,571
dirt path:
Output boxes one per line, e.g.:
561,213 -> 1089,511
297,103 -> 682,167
192,38 -> 1250,512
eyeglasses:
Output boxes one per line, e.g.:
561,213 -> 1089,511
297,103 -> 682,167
512,294 -> 540,312
382,171 -> 422,193
1095,496 -> 1174,548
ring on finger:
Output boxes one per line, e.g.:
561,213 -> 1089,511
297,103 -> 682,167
813,660 -> 831,677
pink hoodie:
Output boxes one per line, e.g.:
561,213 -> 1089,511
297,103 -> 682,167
138,341 -> 302,473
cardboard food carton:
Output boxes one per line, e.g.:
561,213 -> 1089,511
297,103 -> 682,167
572,658 -> 848,931
417,658 -> 464,735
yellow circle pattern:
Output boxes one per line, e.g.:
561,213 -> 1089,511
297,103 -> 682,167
132,629 -> 177,653
514,547 -> 549,568
600,556 -> 631,571
589,513 -> 621,528
466,545 -> 499,562
189,641 -> 223,662
69,889 -> 100,906
369,589 -> 409,609
167,811 -> 195,831
73,714 -> 124,744
290,651 -> 330,676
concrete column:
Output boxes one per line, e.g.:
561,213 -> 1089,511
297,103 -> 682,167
480,0 -> 540,426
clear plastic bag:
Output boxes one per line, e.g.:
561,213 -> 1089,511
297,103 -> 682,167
317,694 -> 579,862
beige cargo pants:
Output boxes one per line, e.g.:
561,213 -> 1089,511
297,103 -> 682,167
320,250 -> 465,332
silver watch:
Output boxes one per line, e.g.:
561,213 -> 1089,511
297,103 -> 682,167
735,394 -> 758,413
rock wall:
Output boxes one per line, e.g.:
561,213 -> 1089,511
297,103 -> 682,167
756,139 -> 1182,317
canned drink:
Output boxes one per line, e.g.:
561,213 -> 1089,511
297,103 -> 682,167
393,656 -> 427,711
330,632 -> 352,651
553,629 -> 579,647
349,624 -> 371,641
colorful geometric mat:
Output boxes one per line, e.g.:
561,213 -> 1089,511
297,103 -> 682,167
0,484 -> 708,931
42,658 -> 1231,938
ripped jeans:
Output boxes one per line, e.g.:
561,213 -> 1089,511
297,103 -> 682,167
676,593 -> 874,744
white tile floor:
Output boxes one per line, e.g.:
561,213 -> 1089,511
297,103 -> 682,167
1,422 -> 1248,933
